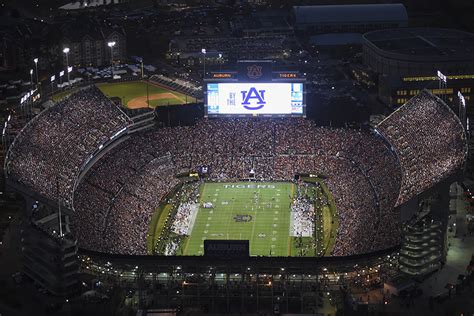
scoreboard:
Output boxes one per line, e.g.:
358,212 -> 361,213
207,82 -> 303,115
205,60 -> 305,117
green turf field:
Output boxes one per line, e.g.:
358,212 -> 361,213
184,182 -> 294,256
147,179 -> 338,257
96,81 -> 190,108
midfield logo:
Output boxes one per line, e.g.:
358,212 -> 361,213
247,64 -> 263,79
241,87 -> 266,110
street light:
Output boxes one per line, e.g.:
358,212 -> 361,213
201,48 -> 206,79
33,58 -> 39,85
108,41 -> 116,78
63,47 -> 70,84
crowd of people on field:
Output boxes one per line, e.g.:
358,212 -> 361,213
171,199 -> 199,236
291,183 -> 315,237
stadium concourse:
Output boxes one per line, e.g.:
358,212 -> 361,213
4,87 -> 467,258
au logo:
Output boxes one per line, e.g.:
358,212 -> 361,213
247,64 -> 263,79
241,87 -> 266,110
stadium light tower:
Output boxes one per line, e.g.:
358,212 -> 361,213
63,47 -> 70,84
33,58 -> 39,86
108,41 -> 116,78
437,70 -> 447,101
458,91 -> 467,131
201,48 -> 206,79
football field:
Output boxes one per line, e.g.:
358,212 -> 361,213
184,182 -> 294,256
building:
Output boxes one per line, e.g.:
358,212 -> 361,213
230,11 -> 293,37
60,18 -> 126,68
21,211 -> 79,295
292,4 -> 408,35
363,28 -> 474,107
59,0 -> 129,10
0,30 -> 19,72
399,219 -> 444,276
0,17 -> 53,73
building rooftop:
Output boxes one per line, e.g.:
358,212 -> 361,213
293,4 -> 407,25
309,33 -> 362,46
364,28 -> 474,60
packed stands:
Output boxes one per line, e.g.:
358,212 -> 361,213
376,90 -> 467,206
6,86 -> 132,206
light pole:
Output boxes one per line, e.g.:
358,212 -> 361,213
29,69 -> 34,118
29,69 -> 33,88
218,53 -> 222,72
63,47 -> 70,84
33,58 -> 39,86
108,41 -> 116,78
201,48 -> 206,79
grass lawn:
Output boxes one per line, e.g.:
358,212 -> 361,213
146,204 -> 173,254
184,182 -> 294,257
96,81 -> 189,108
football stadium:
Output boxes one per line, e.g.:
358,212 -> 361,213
4,61 -> 468,264
4,1 -> 474,313
1,60 -> 469,313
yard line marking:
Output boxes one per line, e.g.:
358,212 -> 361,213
288,183 -> 295,256
249,189 -> 261,254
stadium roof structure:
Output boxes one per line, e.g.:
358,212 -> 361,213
293,4 -> 408,25
363,28 -> 474,61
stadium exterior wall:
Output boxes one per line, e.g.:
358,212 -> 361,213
396,171 -> 463,223
78,245 -> 400,275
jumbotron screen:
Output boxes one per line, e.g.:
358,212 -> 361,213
206,83 -> 304,115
